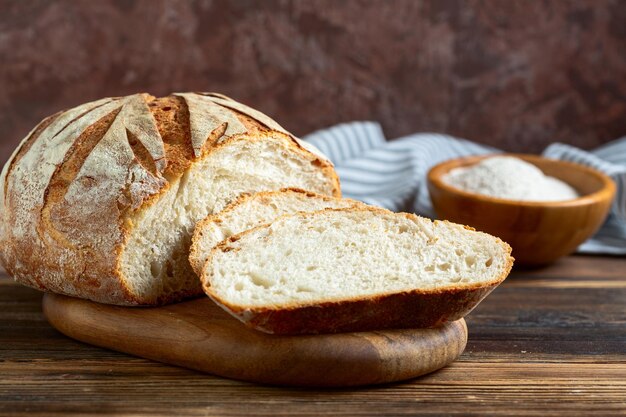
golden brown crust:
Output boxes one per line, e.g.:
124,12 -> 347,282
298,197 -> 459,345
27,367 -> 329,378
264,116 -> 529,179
149,95 -> 194,178
0,93 -> 340,306
220,283 -> 503,335
3,111 -> 62,202
202,207 -> 513,334
1,97 -> 131,303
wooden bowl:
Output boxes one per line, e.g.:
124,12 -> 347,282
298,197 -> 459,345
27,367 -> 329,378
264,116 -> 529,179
427,154 -> 615,266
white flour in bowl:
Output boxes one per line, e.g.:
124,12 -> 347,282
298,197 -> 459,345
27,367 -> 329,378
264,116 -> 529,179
442,156 -> 579,202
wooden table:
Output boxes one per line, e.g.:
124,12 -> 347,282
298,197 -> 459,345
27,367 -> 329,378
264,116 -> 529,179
1,256 -> 625,416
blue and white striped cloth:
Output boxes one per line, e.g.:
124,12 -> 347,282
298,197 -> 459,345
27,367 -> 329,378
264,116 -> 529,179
303,121 -> 626,255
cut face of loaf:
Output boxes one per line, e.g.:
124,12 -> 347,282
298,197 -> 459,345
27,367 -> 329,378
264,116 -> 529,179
0,92 -> 339,305
189,188 -> 364,276
202,208 -> 513,335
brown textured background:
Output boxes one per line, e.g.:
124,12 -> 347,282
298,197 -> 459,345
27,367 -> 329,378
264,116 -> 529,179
1,0 -> 626,166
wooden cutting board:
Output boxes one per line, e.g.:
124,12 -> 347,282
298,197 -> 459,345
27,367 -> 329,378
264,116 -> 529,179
42,293 -> 468,387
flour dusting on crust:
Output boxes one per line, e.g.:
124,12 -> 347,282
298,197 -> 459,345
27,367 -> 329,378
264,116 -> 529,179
0,92 -> 339,305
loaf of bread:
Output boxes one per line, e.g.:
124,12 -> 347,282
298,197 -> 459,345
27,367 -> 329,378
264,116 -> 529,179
200,208 -> 513,334
0,92 -> 340,305
189,188 -> 363,276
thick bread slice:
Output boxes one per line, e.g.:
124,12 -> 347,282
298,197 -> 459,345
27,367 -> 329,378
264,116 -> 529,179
0,93 -> 340,305
201,208 -> 513,335
189,188 -> 364,276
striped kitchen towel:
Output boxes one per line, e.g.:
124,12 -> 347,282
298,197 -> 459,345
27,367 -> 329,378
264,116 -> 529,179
303,121 -> 626,255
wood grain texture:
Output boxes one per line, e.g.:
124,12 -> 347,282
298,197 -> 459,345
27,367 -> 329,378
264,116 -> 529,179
428,154 -> 616,265
1,255 -> 625,415
41,293 -> 467,387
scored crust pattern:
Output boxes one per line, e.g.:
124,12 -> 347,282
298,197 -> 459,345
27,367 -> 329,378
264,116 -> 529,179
0,92 -> 338,304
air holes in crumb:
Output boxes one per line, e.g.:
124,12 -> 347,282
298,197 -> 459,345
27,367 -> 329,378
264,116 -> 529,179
150,261 -> 162,278
249,273 -> 273,289
455,249 -> 463,256
465,256 -> 476,267
485,257 -> 493,267
398,225 -> 409,233
425,265 -> 435,273
306,265 -> 318,271
234,283 -> 244,291
296,286 -> 314,293
285,249 -> 293,257
438,263 -> 451,272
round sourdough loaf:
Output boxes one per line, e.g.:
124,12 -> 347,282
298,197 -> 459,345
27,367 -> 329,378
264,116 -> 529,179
0,92 -> 340,305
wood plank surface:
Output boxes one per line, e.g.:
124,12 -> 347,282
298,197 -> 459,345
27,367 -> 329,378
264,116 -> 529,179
41,293 -> 468,387
1,255 -> 625,416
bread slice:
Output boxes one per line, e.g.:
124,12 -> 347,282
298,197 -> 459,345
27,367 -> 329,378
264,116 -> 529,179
189,188 -> 364,276
0,92 -> 339,305
201,208 -> 513,335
